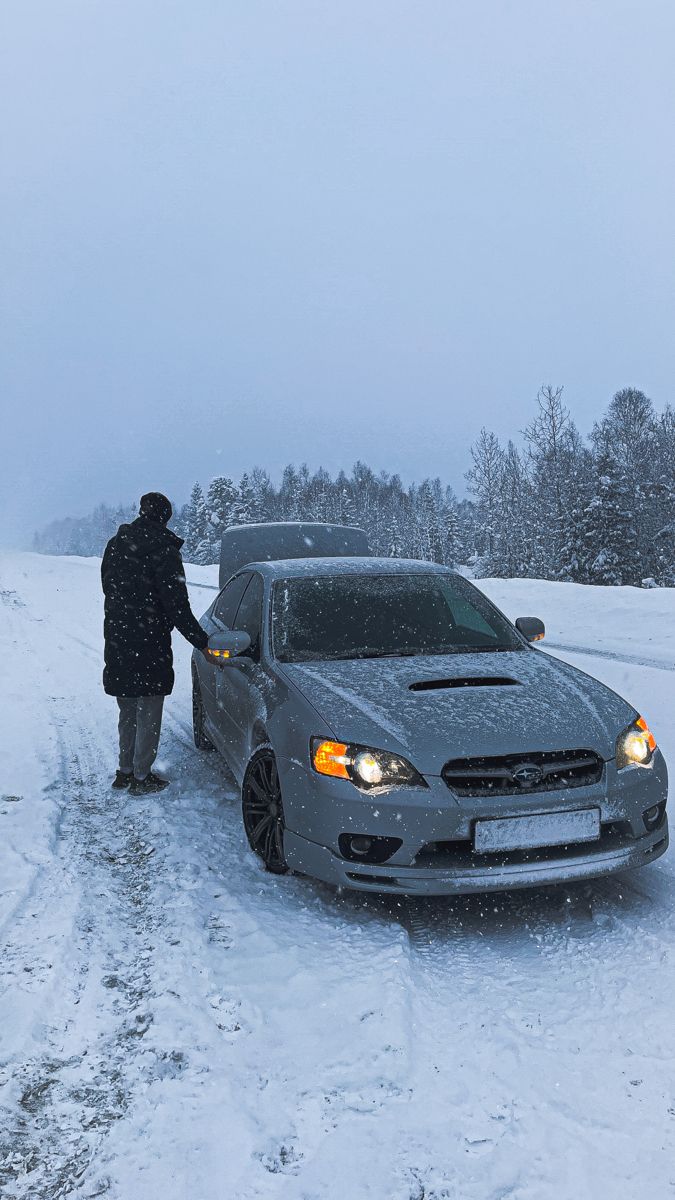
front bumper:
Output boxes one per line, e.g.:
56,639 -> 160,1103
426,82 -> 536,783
277,750 -> 669,896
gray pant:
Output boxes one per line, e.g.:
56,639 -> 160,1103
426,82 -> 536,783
117,696 -> 165,780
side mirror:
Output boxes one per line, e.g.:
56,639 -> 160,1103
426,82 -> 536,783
515,617 -> 545,643
207,631 -> 252,662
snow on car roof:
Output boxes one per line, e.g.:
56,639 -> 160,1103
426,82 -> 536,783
246,556 -> 457,578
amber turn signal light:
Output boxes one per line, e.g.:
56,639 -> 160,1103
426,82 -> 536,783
312,740 -> 350,779
636,716 -> 657,752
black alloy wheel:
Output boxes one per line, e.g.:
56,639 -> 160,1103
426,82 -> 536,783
192,673 -> 214,751
242,749 -> 288,874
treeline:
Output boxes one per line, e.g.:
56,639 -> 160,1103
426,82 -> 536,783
466,386 -> 674,586
33,386 -> 675,585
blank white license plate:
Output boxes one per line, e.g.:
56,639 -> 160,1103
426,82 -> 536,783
474,808 -> 601,853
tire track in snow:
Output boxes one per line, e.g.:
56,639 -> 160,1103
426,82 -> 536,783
0,660 -> 182,1200
0,587 -> 72,941
546,640 -> 675,672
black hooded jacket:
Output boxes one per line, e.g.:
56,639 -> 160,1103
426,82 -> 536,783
101,516 -> 209,697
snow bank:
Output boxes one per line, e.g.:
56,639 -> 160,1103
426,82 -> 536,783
479,576 -> 675,663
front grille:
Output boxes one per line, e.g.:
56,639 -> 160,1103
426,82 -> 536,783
442,749 -> 603,797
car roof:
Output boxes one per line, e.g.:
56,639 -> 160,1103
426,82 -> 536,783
241,556 -> 458,580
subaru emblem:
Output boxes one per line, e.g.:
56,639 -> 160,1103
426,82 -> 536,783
512,763 -> 544,787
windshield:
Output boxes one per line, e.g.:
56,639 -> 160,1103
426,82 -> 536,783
271,573 -> 524,663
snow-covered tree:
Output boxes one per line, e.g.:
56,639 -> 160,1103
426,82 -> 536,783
522,385 -> 581,578
279,465 -> 301,519
582,456 -> 640,585
466,428 -> 505,574
249,467 -> 274,522
183,482 -> 211,564
233,473 -> 255,525
205,477 -> 238,556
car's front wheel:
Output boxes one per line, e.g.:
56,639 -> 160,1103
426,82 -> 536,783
242,748 -> 288,874
192,672 -> 215,751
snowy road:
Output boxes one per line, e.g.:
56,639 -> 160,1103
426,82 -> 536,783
2,555 -> 675,1200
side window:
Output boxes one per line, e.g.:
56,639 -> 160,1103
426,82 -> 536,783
233,574 -> 264,658
213,573 -> 251,628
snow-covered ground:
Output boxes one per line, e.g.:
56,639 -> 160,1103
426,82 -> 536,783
1,553 -> 674,1200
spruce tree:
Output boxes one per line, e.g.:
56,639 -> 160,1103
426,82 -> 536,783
184,482 -> 210,564
583,455 -> 640,585
466,428 -> 505,575
234,473 -> 255,524
205,477 -> 238,556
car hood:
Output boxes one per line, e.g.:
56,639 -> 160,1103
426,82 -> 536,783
279,649 -> 635,774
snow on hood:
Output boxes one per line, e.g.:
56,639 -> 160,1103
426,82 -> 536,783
280,649 -> 636,774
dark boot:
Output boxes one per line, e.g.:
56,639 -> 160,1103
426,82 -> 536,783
112,770 -> 133,789
128,772 -> 170,796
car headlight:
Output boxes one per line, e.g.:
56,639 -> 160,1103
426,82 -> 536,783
311,738 -> 427,791
616,716 -> 657,770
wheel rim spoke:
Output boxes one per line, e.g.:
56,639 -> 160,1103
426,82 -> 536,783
251,813 -> 273,846
263,822 -> 275,860
272,822 -> 284,863
249,777 -> 268,805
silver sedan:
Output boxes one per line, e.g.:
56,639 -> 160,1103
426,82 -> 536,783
192,558 -> 668,894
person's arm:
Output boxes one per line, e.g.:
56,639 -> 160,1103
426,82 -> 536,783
154,546 -> 209,649
101,537 -> 117,596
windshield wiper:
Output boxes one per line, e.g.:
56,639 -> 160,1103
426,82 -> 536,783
356,649 -> 420,660
455,644 -> 517,653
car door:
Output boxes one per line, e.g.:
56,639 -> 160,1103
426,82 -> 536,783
215,572 -> 265,778
201,572 -> 252,749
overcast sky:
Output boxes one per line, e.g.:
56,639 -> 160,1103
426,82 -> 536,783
2,0 -> 674,544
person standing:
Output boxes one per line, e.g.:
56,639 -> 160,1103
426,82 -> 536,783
101,491 -> 210,794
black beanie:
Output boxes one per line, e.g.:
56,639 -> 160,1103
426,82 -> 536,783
140,492 -> 173,525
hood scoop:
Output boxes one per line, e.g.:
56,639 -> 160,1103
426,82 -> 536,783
409,676 -> 522,693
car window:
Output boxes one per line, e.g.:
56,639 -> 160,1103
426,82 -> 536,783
213,572 -> 251,628
233,574 -> 264,657
272,573 -> 523,663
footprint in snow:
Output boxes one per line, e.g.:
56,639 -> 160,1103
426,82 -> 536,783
208,993 -> 246,1034
152,1049 -> 188,1080
206,914 -> 233,947
256,1141 -> 303,1175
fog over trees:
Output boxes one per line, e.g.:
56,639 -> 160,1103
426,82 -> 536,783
34,387 -> 675,586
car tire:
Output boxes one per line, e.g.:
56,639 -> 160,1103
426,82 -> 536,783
192,672 -> 215,752
242,747 -> 288,875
